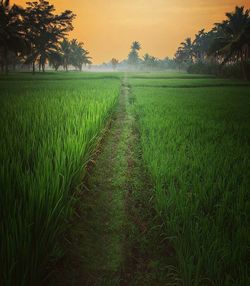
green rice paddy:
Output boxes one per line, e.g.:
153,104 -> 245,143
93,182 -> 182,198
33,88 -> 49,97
129,75 -> 250,285
0,73 -> 120,285
1,72 -> 249,285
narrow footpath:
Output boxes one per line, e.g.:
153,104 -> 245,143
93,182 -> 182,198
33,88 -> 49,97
53,76 -> 170,286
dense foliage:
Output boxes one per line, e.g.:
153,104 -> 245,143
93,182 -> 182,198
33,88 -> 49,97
0,0 -> 91,73
175,6 -> 250,79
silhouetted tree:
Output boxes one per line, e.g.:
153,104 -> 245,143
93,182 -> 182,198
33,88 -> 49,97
180,38 -> 194,63
128,41 -> 141,66
0,0 -> 27,73
131,41 -> 141,51
176,6 -> 250,79
70,39 -> 91,71
111,58 -> 119,70
0,0 -> 92,74
143,53 -> 157,69
193,29 -> 207,62
209,6 -> 250,79
48,50 -> 63,71
23,0 -> 75,72
174,47 -> 187,70
60,39 -> 71,71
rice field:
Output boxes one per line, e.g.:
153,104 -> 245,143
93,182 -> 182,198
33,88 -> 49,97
128,74 -> 250,285
1,72 -> 250,286
0,73 -> 120,285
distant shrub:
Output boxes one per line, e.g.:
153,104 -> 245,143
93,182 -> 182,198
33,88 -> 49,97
187,61 -> 250,80
187,62 -> 220,75
221,61 -> 250,79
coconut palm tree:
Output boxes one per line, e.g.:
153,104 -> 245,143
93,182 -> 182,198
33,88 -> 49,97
111,58 -> 119,70
60,39 -> 72,71
128,41 -> 141,66
180,37 -> 194,63
36,27 -> 65,72
0,0 -> 27,73
209,6 -> 250,79
23,0 -> 75,72
48,50 -> 63,71
174,38 -> 194,69
174,47 -> 187,71
131,41 -> 141,51
193,29 -> 207,62
143,53 -> 157,69
70,39 -> 91,71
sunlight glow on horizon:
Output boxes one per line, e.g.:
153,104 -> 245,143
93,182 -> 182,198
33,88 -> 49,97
14,0 -> 250,64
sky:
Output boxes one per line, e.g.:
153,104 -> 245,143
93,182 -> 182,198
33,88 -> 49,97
14,0 -> 250,64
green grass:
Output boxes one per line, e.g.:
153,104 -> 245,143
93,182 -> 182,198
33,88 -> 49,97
0,73 -> 120,286
1,71 -> 250,286
0,71 -> 123,82
126,71 -> 215,79
128,77 -> 250,88
130,75 -> 250,285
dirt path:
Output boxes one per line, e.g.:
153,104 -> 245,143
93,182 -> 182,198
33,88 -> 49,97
53,76 -> 170,286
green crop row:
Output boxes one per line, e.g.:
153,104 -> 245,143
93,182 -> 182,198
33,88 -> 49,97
131,79 -> 250,285
0,75 -> 120,286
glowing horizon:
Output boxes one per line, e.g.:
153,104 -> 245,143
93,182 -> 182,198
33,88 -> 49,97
14,0 -> 250,64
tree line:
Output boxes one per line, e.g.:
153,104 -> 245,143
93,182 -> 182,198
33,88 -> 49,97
107,6 -> 250,79
174,6 -> 250,79
106,41 -> 176,71
1,2 -> 249,78
0,0 -> 91,73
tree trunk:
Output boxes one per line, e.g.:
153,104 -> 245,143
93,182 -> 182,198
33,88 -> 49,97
4,47 -> 8,74
241,60 -> 247,80
32,61 -> 35,74
241,51 -> 247,80
218,64 -> 223,77
42,63 -> 45,72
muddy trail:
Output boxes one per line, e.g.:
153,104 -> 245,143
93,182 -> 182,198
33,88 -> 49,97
53,77 -> 171,286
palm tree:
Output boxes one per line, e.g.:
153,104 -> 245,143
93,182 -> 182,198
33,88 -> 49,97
23,0 -> 75,73
209,6 -> 250,79
70,39 -> 91,71
60,39 -> 71,71
48,50 -> 63,71
111,58 -> 119,70
174,47 -> 187,71
131,41 -> 141,51
180,38 -> 194,63
128,41 -> 141,66
143,53 -> 157,69
193,29 -> 207,62
37,27 -> 64,72
0,0 -> 27,73
174,38 -> 194,69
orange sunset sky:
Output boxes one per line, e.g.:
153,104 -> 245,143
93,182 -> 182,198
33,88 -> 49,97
14,0 -> 250,64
